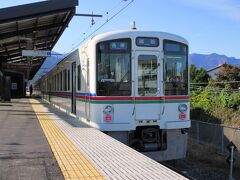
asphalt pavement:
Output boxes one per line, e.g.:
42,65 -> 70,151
0,98 -> 63,180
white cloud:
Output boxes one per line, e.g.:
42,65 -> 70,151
181,0 -> 240,21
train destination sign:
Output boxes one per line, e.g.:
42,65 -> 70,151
22,50 -> 51,57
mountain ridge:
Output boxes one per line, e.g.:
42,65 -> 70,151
190,53 -> 240,70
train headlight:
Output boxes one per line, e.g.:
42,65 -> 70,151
178,104 -> 188,113
103,105 -> 114,122
103,105 -> 113,115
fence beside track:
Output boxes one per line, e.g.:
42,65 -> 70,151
189,120 -> 240,154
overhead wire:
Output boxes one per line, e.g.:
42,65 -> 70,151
70,0 -> 123,48
76,0 -> 134,46
64,0 -> 134,54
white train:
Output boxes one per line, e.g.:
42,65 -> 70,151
37,29 -> 190,161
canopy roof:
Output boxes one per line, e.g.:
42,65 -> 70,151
0,0 -> 78,79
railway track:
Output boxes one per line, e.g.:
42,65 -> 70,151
159,161 -> 195,180
160,159 -> 229,180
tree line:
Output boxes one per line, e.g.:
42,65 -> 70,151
190,64 -> 240,90
190,64 -> 240,127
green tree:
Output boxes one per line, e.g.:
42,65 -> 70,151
190,64 -> 197,83
215,64 -> 240,89
190,64 -> 210,83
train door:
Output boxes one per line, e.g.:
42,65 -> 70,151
71,62 -> 76,114
134,51 -> 162,121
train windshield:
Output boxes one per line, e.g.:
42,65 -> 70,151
138,55 -> 158,96
163,40 -> 188,95
97,39 -> 131,96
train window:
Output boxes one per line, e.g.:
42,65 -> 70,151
53,75 -> 55,91
67,69 -> 70,91
55,75 -> 57,91
57,74 -> 59,91
51,77 -> 53,91
62,71 -> 64,91
136,37 -> 159,47
60,71 -> 63,91
58,73 -> 60,91
163,40 -> 188,95
64,70 -> 67,91
52,76 -> 54,91
56,74 -> 57,91
63,71 -> 65,91
77,65 -> 81,91
138,55 -> 157,96
97,38 -> 131,96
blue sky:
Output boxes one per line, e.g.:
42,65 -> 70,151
1,0 -> 240,58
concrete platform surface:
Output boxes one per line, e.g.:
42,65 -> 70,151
0,98 -> 188,180
33,99 -> 188,180
0,98 -> 63,180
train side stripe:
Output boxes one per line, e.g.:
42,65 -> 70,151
49,92 -> 189,101
84,100 -> 189,104
49,94 -> 189,104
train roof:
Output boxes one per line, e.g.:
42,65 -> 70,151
38,29 -> 188,80
90,29 -> 189,45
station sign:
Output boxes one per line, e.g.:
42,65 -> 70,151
22,50 -> 51,57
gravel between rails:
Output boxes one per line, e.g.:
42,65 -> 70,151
163,138 -> 240,180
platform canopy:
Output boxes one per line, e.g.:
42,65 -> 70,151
0,0 -> 78,79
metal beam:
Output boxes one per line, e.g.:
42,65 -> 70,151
11,58 -> 43,64
46,15 -> 59,50
32,17 -> 39,48
7,56 -> 44,63
0,0 -> 78,80
0,0 -> 78,24
4,46 -> 10,60
0,33 -> 59,47
75,13 -> 103,17
0,22 -> 65,40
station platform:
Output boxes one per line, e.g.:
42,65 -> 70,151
0,98 -> 188,180
0,99 -> 63,180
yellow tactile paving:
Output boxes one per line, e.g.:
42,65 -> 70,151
30,99 -> 104,180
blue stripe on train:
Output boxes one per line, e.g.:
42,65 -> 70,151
52,92 -> 96,97
76,92 -> 96,96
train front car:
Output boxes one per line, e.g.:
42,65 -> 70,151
81,30 -> 190,161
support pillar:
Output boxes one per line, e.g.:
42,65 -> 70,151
2,76 -> 11,102
0,71 -> 3,100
